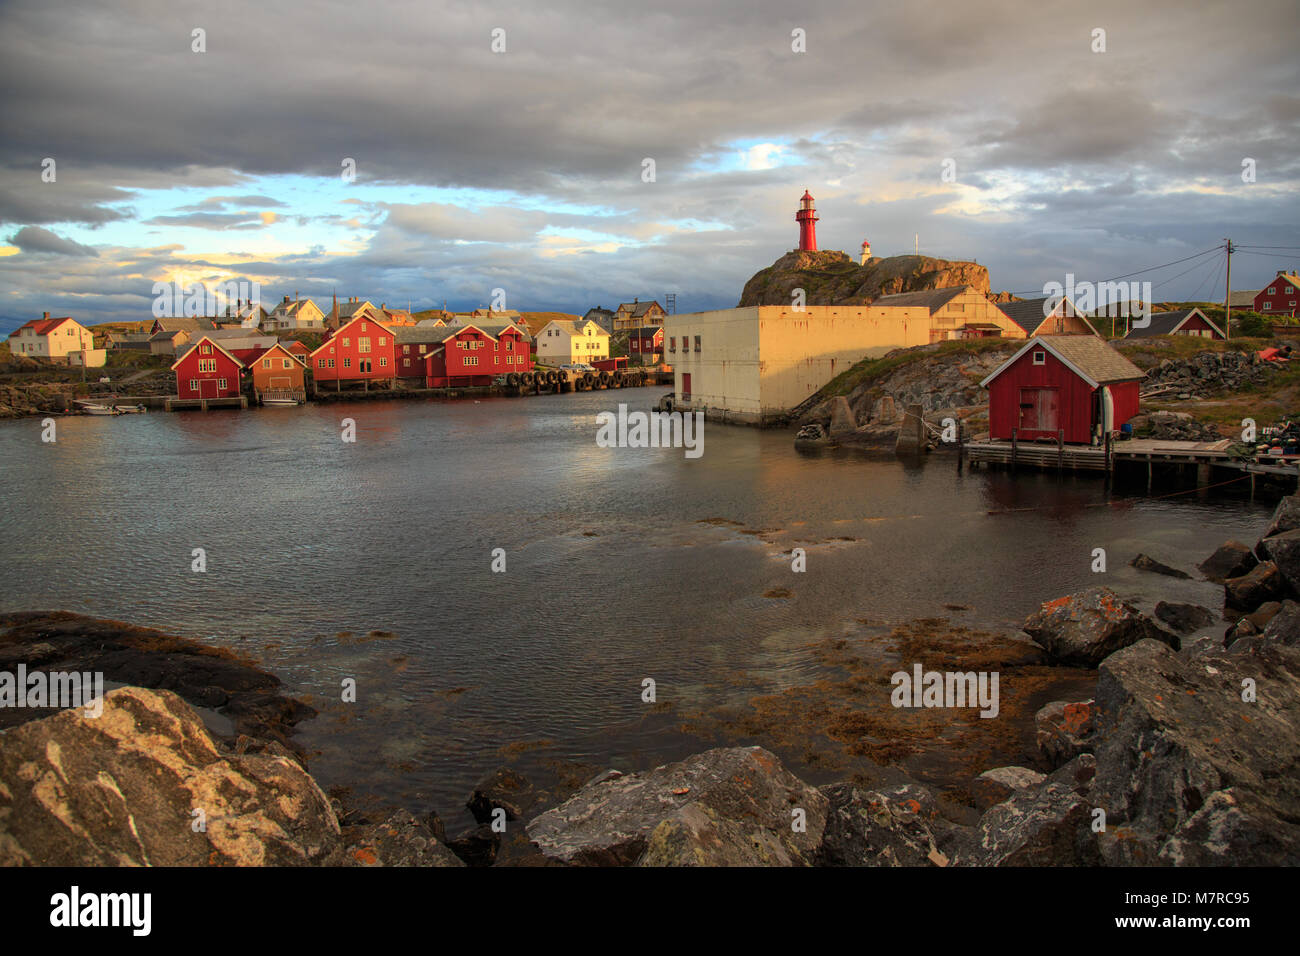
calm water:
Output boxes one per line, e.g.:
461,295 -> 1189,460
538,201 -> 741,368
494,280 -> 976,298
0,388 -> 1274,821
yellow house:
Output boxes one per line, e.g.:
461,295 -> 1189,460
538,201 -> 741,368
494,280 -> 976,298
665,304 -> 936,425
871,286 -> 1026,342
7,313 -> 104,366
535,318 -> 609,365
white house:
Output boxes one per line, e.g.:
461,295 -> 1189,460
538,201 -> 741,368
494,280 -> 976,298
7,313 -> 105,366
535,318 -> 609,365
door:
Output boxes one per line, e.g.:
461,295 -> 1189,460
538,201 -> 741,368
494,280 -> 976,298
1018,387 -> 1058,433
682,373 -> 692,402
200,378 -> 218,399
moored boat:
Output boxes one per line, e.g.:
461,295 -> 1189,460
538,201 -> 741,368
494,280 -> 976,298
76,401 -> 120,416
114,404 -> 146,414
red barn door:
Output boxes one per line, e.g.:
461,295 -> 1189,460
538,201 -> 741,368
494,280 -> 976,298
1018,387 -> 1058,435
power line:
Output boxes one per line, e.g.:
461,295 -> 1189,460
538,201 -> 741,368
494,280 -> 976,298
1236,245 -> 1300,252
1008,245 -> 1223,297
1151,248 -> 1226,291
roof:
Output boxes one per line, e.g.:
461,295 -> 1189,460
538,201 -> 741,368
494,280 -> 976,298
10,316 -> 80,338
980,335 -> 1144,389
1230,290 -> 1261,307
1124,308 -> 1225,339
474,322 -> 531,341
995,297 -> 1095,334
149,329 -> 189,342
391,327 -> 455,345
171,335 -> 247,370
272,298 -> 321,317
872,286 -> 969,312
541,319 -> 604,336
1269,273 -> 1300,288
628,326 -> 663,338
245,343 -> 308,367
616,300 -> 663,317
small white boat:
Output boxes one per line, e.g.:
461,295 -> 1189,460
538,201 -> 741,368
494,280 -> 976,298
262,397 -> 299,407
114,404 -> 146,414
77,401 -> 120,416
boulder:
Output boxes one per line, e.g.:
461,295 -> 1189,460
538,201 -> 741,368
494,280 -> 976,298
1246,602 -> 1283,629
446,823 -> 501,867
1023,588 -> 1179,667
816,782 -> 950,866
1224,561 -> 1286,609
1034,699 -> 1097,768
0,686 -> 340,866
1153,601 -> 1215,635
1091,638 -> 1300,865
467,767 -> 537,824
1258,529 -> 1300,596
337,811 -> 464,867
1261,495 -> 1300,542
971,767 -> 1046,811
955,779 -> 1100,866
1261,600 -> 1300,646
1198,541 -> 1258,583
1130,553 -> 1190,579
525,746 -> 828,867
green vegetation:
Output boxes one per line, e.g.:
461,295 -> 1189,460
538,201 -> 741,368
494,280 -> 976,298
1114,335 -> 1268,370
817,337 -> 1013,399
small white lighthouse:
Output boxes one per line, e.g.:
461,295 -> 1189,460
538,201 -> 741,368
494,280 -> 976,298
860,239 -> 872,265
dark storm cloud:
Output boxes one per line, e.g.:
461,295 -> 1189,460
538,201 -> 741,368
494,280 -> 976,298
7,225 -> 99,256
0,0 -> 1295,326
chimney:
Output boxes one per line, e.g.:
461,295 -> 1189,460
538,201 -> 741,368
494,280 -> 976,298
42,311 -> 49,319
283,295 -> 290,303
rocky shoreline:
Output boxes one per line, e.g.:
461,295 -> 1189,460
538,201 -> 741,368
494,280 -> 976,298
3,497 -> 1299,865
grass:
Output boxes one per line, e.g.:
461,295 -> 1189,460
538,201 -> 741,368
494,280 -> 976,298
817,337 -> 1015,400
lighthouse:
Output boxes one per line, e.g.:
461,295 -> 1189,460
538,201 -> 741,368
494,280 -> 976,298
796,190 -> 818,252
860,239 -> 872,265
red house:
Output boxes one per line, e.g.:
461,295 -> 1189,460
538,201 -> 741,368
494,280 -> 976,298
422,324 -> 533,387
170,335 -> 245,400
979,335 -> 1144,444
1255,271 -> 1300,317
309,315 -> 396,391
627,326 -> 664,363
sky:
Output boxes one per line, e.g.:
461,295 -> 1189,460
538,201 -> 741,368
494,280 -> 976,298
0,0 -> 1297,331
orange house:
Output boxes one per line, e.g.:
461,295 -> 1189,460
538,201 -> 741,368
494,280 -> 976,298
247,343 -> 307,401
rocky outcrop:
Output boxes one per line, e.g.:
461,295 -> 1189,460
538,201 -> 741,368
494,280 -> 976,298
1153,601 -> 1215,635
970,767 -> 1046,811
1136,349 -> 1272,399
956,768 -> 1100,866
525,747 -> 828,866
1023,588 -> 1179,667
337,811 -> 463,867
0,687 -> 340,866
1091,638 -> 1300,865
0,611 -> 314,751
738,250 -> 989,308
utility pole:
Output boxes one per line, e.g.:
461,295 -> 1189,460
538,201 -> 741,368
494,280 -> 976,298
1223,238 -> 1234,340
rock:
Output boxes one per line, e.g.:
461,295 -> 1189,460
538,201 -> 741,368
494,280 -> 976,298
1258,529 -> 1300,596
1261,495 -> 1300,541
1045,754 -> 1097,795
1246,602 -> 1283,629
1091,638 -> 1300,865
1225,618 -> 1259,646
828,396 -> 857,437
956,778 -> 1100,866
1023,588 -> 1179,667
971,767 -> 1046,811
1130,553 -> 1191,579
1034,699 -> 1097,768
738,250 -> 990,309
467,767 -> 536,825
0,686 -> 340,866
1224,561 -> 1287,609
1261,600 -> 1300,646
1198,541 -> 1258,583
816,782 -> 950,866
525,746 -> 828,867
1154,601 -> 1215,635
337,811 -> 464,867
446,824 -> 501,867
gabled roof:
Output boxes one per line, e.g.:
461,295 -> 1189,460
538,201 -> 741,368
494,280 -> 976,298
628,326 -> 663,339
171,335 -> 246,370
272,298 -> 322,317
540,318 -> 604,336
616,300 -> 663,317
872,286 -> 970,312
980,335 -> 1144,389
149,329 -> 190,342
474,322 -> 530,341
10,316 -> 76,337
1267,273 -> 1300,289
391,326 -> 455,345
1124,307 -> 1225,339
246,342 -> 308,368
995,297 -> 1097,335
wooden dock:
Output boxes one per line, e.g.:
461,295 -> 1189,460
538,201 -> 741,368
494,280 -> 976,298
964,434 -> 1300,488
164,396 -> 248,412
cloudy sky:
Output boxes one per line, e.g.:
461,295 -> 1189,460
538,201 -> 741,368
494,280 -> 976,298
1,0 -> 1297,330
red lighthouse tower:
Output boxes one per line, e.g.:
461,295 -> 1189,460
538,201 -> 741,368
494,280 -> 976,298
796,190 -> 819,251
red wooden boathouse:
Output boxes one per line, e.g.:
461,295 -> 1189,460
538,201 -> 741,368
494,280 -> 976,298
979,335 -> 1144,444
171,335 -> 245,400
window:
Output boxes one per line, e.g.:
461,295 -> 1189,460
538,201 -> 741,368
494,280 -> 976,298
218,378 -> 228,389
378,336 -> 386,345
343,357 -> 351,368
328,359 -> 335,368
201,344 -> 212,354
359,337 -> 371,353
694,335 -> 701,352
283,359 -> 292,369
669,337 -> 676,352
506,341 -> 513,351
379,358 -> 387,367
1269,287 -> 1277,295
1032,350 -> 1046,365
1266,301 -> 1273,309
262,359 -> 271,369
403,358 -> 410,367
189,378 -> 198,391
342,337 -> 350,347
318,358 -> 326,369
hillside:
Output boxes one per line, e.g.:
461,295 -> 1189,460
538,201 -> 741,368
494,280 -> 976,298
738,249 -> 995,308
